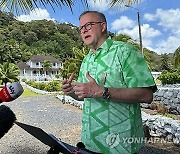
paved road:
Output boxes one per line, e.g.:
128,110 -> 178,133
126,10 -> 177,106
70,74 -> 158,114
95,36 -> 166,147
0,95 -> 82,154
0,95 -> 179,154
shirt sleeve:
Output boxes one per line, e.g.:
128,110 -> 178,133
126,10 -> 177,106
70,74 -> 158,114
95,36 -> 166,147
120,44 -> 157,92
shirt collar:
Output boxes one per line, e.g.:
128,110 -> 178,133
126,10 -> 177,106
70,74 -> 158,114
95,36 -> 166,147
89,36 -> 113,55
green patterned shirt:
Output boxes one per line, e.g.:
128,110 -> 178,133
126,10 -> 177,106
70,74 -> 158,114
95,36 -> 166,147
77,37 -> 156,154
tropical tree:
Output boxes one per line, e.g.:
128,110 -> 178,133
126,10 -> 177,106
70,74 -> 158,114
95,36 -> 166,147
43,60 -> 52,76
0,62 -> 20,85
0,39 -> 22,64
160,54 -> 171,72
174,46 -> 180,70
58,47 -> 88,80
113,34 -> 132,42
0,0 -> 140,14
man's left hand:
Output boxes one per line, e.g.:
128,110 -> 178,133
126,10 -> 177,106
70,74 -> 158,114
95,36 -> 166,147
72,72 -> 103,99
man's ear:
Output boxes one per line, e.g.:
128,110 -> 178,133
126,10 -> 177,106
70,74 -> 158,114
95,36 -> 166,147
101,22 -> 107,33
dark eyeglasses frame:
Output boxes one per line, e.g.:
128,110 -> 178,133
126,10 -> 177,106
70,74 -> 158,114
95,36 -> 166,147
79,22 -> 103,33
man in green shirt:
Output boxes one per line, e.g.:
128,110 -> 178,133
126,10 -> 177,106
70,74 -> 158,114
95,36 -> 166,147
62,11 -> 157,154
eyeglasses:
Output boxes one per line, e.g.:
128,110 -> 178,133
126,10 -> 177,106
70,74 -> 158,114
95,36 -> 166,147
79,22 -> 103,33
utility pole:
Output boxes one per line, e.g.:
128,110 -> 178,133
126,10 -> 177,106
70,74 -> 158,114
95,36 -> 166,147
125,5 -> 143,57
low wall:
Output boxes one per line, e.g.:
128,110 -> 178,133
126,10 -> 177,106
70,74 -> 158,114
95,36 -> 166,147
23,82 -> 180,146
56,94 -> 180,146
22,82 -> 59,95
154,84 -> 180,115
142,111 -> 180,146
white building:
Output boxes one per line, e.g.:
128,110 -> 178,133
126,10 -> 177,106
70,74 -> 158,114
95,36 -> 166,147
17,55 -> 62,81
151,72 -> 162,80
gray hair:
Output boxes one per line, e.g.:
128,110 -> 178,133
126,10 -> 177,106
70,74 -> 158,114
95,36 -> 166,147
79,11 -> 107,23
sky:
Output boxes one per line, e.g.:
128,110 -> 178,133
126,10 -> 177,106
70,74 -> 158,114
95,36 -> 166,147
14,0 -> 180,55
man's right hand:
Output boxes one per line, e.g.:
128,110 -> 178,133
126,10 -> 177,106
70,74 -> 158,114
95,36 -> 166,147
62,73 -> 74,95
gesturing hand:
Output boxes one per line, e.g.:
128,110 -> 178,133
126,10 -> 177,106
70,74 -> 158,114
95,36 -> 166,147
62,73 -> 74,95
72,72 -> 103,99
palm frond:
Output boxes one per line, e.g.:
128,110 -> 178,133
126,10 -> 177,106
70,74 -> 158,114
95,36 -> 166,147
0,0 -> 140,14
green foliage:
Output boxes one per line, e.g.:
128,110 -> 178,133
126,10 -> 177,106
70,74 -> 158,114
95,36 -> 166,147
26,80 -> 61,92
0,39 -> 22,63
160,54 -> 171,71
0,62 -> 20,85
35,82 -> 47,90
0,10 -> 179,75
44,80 -> 61,92
21,78 -> 27,82
43,60 -> 52,71
0,12 -> 84,64
58,47 -> 88,80
174,46 -> 180,70
158,72 -> 180,84
0,11 -> 15,27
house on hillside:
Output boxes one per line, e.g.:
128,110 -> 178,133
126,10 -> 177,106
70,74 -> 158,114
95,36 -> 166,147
17,55 -> 62,81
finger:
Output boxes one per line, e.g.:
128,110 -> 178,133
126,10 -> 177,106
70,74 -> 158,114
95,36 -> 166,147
86,72 -> 95,82
62,83 -> 70,89
62,86 -> 74,93
62,79 -> 67,84
71,82 -> 82,87
67,73 -> 74,83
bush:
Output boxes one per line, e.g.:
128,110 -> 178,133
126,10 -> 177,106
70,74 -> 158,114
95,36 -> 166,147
26,80 -> 62,92
158,72 -> 180,84
36,82 -> 47,90
21,78 -> 27,82
44,80 -> 61,92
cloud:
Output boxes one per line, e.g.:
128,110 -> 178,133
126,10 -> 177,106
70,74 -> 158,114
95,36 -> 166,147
144,8 -> 180,54
153,36 -> 180,54
144,13 -> 156,21
87,0 -> 111,11
16,8 -> 55,22
111,16 -> 135,30
111,16 -> 161,48
145,8 -> 180,34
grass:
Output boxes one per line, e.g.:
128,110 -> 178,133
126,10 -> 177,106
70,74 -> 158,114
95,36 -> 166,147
21,86 -> 42,97
155,79 -> 161,85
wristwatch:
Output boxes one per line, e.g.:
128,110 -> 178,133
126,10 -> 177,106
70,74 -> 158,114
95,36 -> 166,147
103,87 -> 110,99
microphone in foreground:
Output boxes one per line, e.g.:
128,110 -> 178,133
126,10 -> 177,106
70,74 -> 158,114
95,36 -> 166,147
0,105 -> 16,139
0,82 -> 24,103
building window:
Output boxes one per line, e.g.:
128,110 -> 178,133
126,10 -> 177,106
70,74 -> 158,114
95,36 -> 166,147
53,63 -> 56,66
36,62 -> 39,66
33,70 -> 36,74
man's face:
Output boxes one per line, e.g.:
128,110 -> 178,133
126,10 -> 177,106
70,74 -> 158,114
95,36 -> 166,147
79,13 -> 105,49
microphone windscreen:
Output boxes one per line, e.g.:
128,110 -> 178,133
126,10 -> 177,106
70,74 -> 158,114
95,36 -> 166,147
0,82 -> 24,102
0,105 -> 16,139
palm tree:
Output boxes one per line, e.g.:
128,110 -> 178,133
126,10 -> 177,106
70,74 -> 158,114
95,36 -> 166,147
0,0 -> 140,14
43,60 -> 52,77
58,47 -> 88,80
0,62 -> 20,85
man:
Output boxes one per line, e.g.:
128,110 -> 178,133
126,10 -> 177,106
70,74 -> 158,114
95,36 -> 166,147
62,11 -> 157,154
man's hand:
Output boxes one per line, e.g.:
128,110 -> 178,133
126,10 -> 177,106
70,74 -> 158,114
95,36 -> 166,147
72,72 -> 103,99
62,73 -> 74,95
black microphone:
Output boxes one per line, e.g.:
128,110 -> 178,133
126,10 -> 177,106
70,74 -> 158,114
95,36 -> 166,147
0,105 -> 16,139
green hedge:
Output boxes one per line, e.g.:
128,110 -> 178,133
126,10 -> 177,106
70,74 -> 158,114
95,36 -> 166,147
158,72 -> 180,84
26,80 -> 62,92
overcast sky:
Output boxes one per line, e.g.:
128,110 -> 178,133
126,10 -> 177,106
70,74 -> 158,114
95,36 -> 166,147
15,0 -> 180,55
